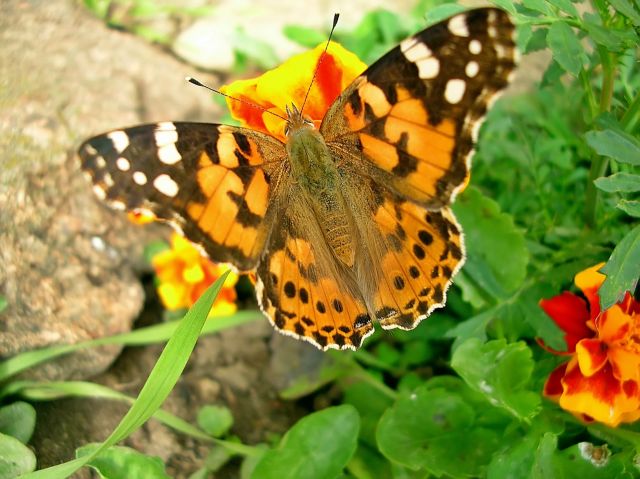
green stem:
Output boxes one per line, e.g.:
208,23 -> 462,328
588,423 -> 640,450
580,69 -> 598,120
584,47 -> 617,228
621,90 -> 640,132
597,46 -> 616,114
213,438 -> 264,457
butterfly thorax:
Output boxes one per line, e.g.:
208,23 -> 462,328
285,112 -> 355,267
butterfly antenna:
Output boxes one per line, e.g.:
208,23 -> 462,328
186,76 -> 288,122
300,13 -> 340,115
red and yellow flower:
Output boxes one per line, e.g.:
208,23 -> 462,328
540,263 -> 640,426
152,233 -> 238,316
220,42 -> 367,141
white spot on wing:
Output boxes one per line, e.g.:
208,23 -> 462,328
103,172 -> 114,187
444,79 -> 466,104
448,15 -> 469,37
116,157 -> 130,171
154,124 -> 178,146
400,37 -> 418,53
158,144 -> 182,165
153,174 -> 179,197
469,39 -> 482,54
107,131 -> 130,153
133,171 -> 147,185
417,57 -> 440,79
93,185 -> 106,200
465,61 -> 479,78
94,156 -> 106,169
403,42 -> 431,62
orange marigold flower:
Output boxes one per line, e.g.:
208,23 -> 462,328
220,42 -> 367,141
152,233 -> 238,316
540,263 -> 640,426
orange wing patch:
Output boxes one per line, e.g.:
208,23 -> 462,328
256,215 -> 374,350
370,196 -> 465,329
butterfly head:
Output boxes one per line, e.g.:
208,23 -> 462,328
284,103 -> 314,137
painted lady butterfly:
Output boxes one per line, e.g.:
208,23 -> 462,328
79,8 -> 517,350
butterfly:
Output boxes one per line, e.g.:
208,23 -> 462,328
79,8 -> 517,350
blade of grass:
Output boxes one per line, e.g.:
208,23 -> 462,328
0,310 -> 261,383
4,381 -> 212,442
19,271 -> 229,479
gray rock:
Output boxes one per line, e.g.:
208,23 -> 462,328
0,0 -> 221,381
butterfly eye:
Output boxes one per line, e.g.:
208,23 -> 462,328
304,118 -> 314,126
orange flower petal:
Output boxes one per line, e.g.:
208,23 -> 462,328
560,360 -> 640,427
608,346 -> 640,383
574,263 -> 606,319
596,304 -> 631,344
575,339 -> 608,377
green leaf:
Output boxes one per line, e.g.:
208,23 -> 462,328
377,383 -> 501,478
0,296 -> 7,314
531,433 -> 558,479
609,0 -> 640,25
283,25 -> 326,48
585,129 -> 640,165
582,20 -> 636,51
521,0 -> 553,16
546,21 -> 585,76
549,0 -> 578,17
617,200 -> 640,218
0,432 -> 36,477
251,405 -> 359,479
451,339 -> 541,420
0,401 -> 36,443
20,272 -> 230,479
594,173 -> 640,193
525,27 -> 548,53
232,28 -> 279,69
599,225 -> 640,309
453,187 -> 529,301
77,444 -> 171,479
197,405 -> 234,438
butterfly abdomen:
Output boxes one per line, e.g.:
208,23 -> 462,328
286,125 -> 355,266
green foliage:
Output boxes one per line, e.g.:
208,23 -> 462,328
599,224 -> 640,308
0,432 -> 36,478
250,405 -> 360,479
196,405 -> 234,438
0,401 -> 36,444
76,444 -> 171,479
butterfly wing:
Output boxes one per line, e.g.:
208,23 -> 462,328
79,122 -> 287,271
255,188 -> 375,350
320,8 -> 517,209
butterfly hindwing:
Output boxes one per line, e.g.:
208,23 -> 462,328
369,196 -> 465,329
79,122 -> 287,271
255,194 -> 375,350
321,8 -> 517,209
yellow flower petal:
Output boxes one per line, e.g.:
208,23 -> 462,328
183,263 -> 205,284
158,282 -> 188,310
574,262 -> 606,293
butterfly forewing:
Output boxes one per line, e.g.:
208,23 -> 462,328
79,122 -> 287,271
321,8 -> 517,209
